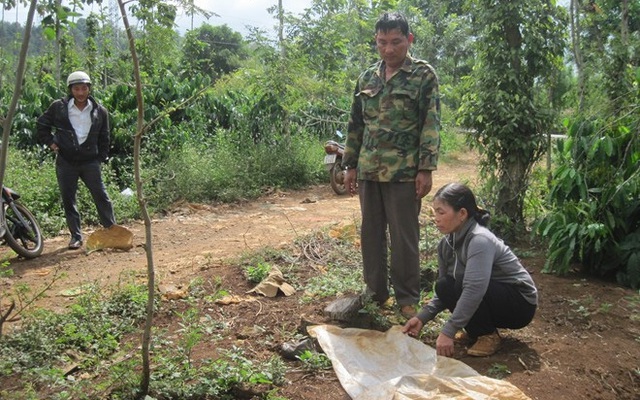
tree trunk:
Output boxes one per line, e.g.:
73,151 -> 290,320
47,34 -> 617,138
116,1 -> 156,397
496,146 -> 531,239
621,0 -> 629,45
570,0 -> 585,112
0,0 -> 36,186
55,0 -> 62,88
0,0 -> 36,337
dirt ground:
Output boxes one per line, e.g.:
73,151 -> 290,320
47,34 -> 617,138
2,152 -> 639,399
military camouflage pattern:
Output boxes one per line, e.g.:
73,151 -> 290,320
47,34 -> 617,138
343,56 -> 440,182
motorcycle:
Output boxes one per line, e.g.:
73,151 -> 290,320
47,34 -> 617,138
1,186 -> 43,258
323,131 -> 347,195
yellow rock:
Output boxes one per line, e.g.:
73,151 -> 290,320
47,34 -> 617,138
86,224 -> 134,252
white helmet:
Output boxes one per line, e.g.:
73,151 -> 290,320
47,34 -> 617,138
67,71 -> 91,87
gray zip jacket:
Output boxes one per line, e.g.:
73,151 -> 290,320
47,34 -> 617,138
416,219 -> 538,338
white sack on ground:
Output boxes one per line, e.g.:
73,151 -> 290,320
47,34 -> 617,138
308,325 -> 531,400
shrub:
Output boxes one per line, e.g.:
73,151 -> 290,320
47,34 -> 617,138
535,116 -> 640,288
146,128 -> 326,209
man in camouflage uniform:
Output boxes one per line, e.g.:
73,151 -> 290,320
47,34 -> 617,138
343,12 -> 440,318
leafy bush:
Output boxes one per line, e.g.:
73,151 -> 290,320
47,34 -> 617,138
535,116 -> 640,288
146,346 -> 286,400
4,151 -> 66,236
146,128 -> 326,209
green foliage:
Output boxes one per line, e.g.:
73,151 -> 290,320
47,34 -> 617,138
0,279 -> 289,399
358,297 -> 393,331
438,128 -> 469,161
4,151 -> 65,235
181,24 -> 248,79
146,345 -> 286,400
296,350 -> 333,371
0,282 -> 148,376
3,151 -> 140,237
244,262 -> 271,283
303,262 -> 363,302
573,0 -> 640,115
146,129 -> 326,209
2,3 -> 639,396
536,113 -> 640,288
129,1 -> 181,76
300,231 -> 364,303
487,363 -> 511,379
174,307 -> 205,368
458,0 -> 567,238
522,165 -> 551,226
287,0 -> 374,81
410,1 -> 474,111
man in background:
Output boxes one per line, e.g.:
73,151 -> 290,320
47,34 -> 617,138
37,70 -> 116,250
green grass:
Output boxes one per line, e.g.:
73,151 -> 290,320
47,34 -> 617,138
3,127 -> 327,239
244,262 -> 272,283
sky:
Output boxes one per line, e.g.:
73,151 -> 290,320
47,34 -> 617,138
173,0 -> 314,35
2,0 -> 315,37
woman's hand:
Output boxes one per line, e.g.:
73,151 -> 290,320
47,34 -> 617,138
402,317 -> 424,337
436,333 -> 455,357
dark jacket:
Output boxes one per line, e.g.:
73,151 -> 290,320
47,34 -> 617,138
36,95 -> 110,163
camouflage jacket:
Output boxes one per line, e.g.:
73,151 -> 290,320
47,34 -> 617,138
342,56 -> 440,182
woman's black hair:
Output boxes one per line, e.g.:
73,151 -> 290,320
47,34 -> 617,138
433,182 -> 491,226
375,12 -> 410,37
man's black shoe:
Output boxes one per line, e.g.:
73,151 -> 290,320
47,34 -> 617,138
68,239 -> 83,250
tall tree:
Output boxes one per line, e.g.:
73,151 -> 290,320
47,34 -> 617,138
0,0 -> 36,193
406,0 -> 474,111
592,0 -> 638,115
183,0 -> 216,31
128,0 -> 180,76
569,0 -> 586,111
569,0 -> 640,116
459,0 -> 567,238
181,24 -> 247,79
287,0 -> 382,80
116,0 -> 157,395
